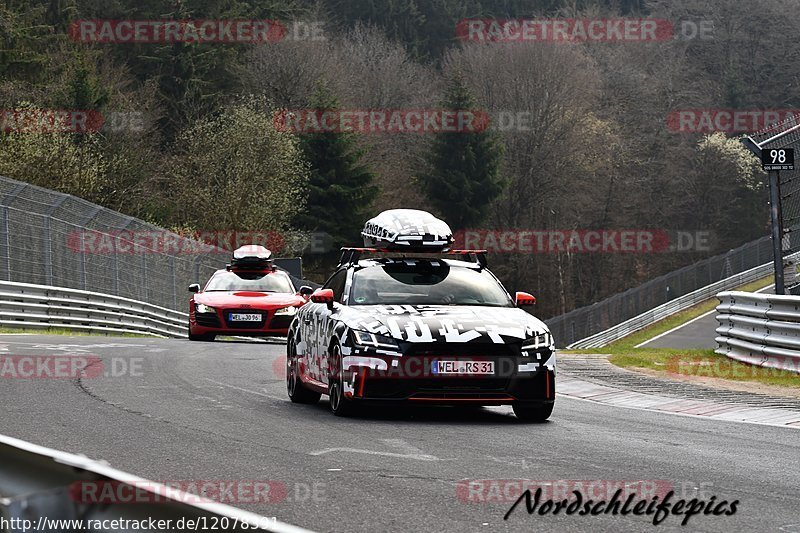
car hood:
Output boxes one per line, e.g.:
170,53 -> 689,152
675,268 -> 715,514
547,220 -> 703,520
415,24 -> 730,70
339,304 -> 549,344
195,292 -> 304,309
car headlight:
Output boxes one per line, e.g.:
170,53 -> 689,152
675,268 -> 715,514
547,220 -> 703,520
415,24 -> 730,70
522,331 -> 552,350
274,306 -> 297,316
351,330 -> 400,350
195,303 -> 216,314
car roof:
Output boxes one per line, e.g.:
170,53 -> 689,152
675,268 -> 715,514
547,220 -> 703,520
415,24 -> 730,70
211,268 -> 289,276
351,257 -> 483,271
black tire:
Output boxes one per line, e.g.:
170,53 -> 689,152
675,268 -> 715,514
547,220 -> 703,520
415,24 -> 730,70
513,402 -> 554,422
188,327 -> 215,342
328,343 -> 356,417
287,342 -> 321,404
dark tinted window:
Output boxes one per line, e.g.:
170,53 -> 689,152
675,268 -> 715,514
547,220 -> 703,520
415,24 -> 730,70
325,270 -> 348,303
350,262 -> 512,306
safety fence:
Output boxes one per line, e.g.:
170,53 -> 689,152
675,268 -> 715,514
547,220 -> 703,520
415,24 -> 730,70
746,113 -> 800,293
564,252 -> 789,349
0,176 -> 305,313
547,236 -> 773,347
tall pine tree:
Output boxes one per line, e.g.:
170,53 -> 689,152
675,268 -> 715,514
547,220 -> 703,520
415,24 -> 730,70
419,73 -> 504,230
295,83 -> 377,248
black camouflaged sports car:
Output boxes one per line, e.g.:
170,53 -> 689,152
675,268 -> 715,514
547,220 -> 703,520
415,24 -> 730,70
285,210 -> 556,421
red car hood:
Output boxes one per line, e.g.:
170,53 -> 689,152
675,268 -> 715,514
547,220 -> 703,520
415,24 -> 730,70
194,291 -> 304,309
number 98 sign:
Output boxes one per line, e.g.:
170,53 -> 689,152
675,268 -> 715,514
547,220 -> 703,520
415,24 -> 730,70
762,148 -> 795,171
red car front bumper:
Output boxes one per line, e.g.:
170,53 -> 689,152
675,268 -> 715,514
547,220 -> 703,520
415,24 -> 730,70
190,308 -> 294,337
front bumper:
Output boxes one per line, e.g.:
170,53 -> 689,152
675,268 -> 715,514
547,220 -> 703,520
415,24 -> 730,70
339,350 -> 556,404
191,309 -> 294,337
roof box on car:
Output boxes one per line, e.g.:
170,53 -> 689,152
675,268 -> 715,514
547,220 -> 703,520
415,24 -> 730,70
361,209 -> 454,251
229,245 -> 273,270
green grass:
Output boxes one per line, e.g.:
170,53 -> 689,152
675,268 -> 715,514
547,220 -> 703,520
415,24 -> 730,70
0,326 -> 151,338
565,276 -> 800,390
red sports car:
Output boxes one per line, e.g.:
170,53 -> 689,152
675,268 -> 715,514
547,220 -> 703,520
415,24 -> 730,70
188,246 -> 311,341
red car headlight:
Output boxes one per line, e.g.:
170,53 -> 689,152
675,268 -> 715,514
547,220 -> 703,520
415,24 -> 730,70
195,303 -> 216,314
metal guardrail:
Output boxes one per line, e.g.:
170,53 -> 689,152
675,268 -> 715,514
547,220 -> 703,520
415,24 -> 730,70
716,291 -> 800,373
0,433 -> 314,533
566,253 -> 799,349
0,280 -> 187,338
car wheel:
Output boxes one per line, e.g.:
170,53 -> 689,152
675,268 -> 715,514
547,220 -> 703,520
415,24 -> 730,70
287,342 -> 320,404
328,343 -> 355,417
512,402 -> 554,422
188,326 -> 215,342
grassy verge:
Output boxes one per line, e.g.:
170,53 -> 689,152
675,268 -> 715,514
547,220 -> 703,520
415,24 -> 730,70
566,276 -> 800,390
0,326 -> 151,338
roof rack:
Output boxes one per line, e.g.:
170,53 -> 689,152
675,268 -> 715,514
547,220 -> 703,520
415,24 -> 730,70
226,264 -> 277,273
338,247 -> 488,269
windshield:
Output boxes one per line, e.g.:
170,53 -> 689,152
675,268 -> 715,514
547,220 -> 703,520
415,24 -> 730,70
204,271 -> 294,293
350,262 -> 512,306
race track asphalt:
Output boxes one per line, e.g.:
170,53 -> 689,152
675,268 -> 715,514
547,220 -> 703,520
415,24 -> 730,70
1,334 -> 798,532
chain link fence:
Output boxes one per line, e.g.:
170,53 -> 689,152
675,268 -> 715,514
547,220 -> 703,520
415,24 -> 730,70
0,175 -> 776,345
0,176 -> 305,312
747,113 -> 800,292
546,236 -> 773,347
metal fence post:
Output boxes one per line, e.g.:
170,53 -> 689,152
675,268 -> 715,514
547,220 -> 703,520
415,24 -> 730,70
43,196 -> 67,287
77,207 -> 102,291
0,207 -> 9,281
0,183 -> 29,282
114,218 -> 135,297
170,256 -> 177,310
770,170 -> 786,294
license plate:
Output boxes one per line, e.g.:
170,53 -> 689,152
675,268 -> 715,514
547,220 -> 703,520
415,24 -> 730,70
228,313 -> 261,322
432,360 -> 495,375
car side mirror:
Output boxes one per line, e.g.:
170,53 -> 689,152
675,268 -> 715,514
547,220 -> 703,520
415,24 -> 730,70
311,288 -> 335,308
188,284 -> 201,294
298,286 -> 314,297
516,291 -> 536,306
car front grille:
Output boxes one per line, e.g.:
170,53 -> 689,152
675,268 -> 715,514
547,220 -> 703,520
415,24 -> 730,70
404,342 -> 519,358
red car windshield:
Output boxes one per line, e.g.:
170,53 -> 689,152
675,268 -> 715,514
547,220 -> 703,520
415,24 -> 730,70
204,271 -> 294,293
